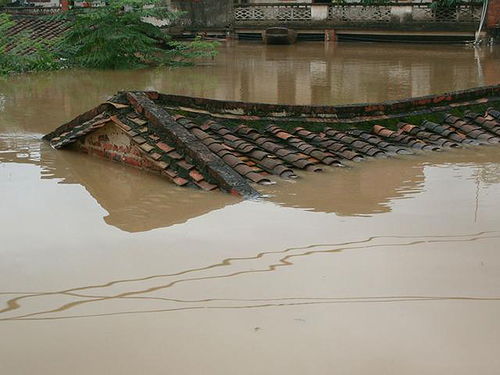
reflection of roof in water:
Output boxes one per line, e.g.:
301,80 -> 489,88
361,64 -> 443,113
264,147 -> 500,216
0,135 -> 238,232
48,148 -> 240,233
2,134 -> 499,226
264,157 -> 425,216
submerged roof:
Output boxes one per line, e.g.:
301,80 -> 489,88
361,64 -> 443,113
0,15 -> 69,54
44,88 -> 500,197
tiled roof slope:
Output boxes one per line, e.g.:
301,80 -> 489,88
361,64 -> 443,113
44,91 -> 500,198
0,15 -> 69,54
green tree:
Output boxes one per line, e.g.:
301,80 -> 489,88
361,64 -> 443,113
62,0 -> 218,69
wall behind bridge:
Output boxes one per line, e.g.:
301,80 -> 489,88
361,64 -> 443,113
171,0 -> 233,29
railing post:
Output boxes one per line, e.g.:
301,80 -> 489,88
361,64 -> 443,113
311,4 -> 329,21
391,4 -> 412,23
325,29 -> 337,41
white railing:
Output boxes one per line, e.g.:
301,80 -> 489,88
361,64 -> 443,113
328,5 -> 392,23
411,4 -> 481,22
234,3 -> 482,23
235,4 -> 311,22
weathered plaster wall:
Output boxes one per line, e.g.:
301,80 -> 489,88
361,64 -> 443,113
171,0 -> 233,28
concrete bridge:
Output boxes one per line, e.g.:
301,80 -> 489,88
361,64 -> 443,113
168,0 -> 499,43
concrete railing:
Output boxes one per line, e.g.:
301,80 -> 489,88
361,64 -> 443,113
234,4 -> 312,22
234,3 -> 482,24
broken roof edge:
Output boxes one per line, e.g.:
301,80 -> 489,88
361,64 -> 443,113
43,102 -> 117,141
42,91 -> 152,142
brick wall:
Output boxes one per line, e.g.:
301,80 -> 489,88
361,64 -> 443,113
77,122 -> 162,173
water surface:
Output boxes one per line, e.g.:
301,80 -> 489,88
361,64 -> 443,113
1,42 -> 500,375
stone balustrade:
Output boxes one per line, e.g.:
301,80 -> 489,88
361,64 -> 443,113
234,3 -> 482,24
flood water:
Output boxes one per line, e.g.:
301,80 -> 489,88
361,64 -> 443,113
1,42 -> 500,374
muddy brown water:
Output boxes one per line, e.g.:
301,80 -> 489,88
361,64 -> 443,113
1,42 -> 500,375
